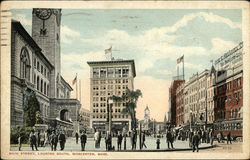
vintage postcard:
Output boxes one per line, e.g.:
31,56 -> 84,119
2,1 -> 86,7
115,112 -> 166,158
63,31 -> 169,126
1,1 -> 249,159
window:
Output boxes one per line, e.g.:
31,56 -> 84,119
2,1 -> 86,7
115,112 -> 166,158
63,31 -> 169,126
238,79 -> 241,87
47,85 -> 49,96
238,91 -> 241,99
20,47 -> 30,80
100,68 -> 107,78
107,68 -> 114,78
93,68 -> 99,78
41,65 -> 43,74
234,93 -> 238,99
44,68 -> 47,77
44,82 -> 46,95
34,74 -> 36,84
34,58 -> 36,68
37,61 -> 40,71
37,76 -> 40,90
115,68 -> 121,77
234,80 -> 237,88
41,79 -> 43,93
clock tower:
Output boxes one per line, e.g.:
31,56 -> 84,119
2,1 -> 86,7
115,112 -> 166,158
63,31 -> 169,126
32,8 -> 62,98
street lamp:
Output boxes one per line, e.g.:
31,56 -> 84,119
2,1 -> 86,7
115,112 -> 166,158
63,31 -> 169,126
108,98 -> 113,134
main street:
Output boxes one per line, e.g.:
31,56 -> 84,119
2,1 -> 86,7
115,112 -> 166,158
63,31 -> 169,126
11,136 -> 213,152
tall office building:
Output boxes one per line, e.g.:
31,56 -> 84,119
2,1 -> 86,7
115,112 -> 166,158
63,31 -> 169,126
87,60 -> 136,133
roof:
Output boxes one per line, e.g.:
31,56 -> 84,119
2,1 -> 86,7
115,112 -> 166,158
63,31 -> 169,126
60,76 -> 73,91
12,20 -> 54,70
209,65 -> 216,76
87,59 -> 136,77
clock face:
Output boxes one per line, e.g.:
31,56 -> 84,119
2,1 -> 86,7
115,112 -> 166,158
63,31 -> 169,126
35,9 -> 52,20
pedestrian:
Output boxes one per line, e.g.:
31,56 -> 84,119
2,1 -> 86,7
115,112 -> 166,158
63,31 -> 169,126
117,131 -> 123,151
80,131 -> 87,151
37,131 -> 41,147
198,129 -> 202,144
192,131 -> 200,152
220,132 -> 224,143
105,131 -> 112,151
40,131 -> 45,147
44,131 -> 48,147
94,130 -> 100,148
130,131 -> 134,150
209,129 -> 214,145
166,130 -> 174,149
50,131 -> 58,151
18,134 -> 22,151
97,131 -> 102,148
29,130 -> 38,151
123,132 -> 127,150
227,132 -> 232,144
58,131 -> 66,150
156,138 -> 160,149
105,131 -> 109,151
142,131 -> 147,149
75,132 -> 79,144
133,130 -> 137,150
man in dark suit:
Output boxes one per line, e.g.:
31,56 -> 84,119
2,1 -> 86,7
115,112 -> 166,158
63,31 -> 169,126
227,132 -> 232,144
30,130 -> 38,151
166,129 -> 174,149
80,131 -> 87,151
58,131 -> 66,150
192,131 -> 200,152
117,131 -> 123,150
50,131 -> 58,151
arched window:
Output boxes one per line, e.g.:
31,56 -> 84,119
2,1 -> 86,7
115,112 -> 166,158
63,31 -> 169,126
20,47 -> 30,81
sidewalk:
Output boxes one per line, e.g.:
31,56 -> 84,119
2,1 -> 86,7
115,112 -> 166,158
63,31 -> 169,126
11,137 -> 214,152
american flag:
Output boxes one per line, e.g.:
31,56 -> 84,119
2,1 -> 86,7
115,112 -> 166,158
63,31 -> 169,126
72,75 -> 77,85
104,46 -> 112,54
177,55 -> 184,64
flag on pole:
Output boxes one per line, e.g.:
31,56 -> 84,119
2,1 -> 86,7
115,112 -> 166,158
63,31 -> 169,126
177,55 -> 184,64
104,46 -> 112,54
72,74 -> 77,85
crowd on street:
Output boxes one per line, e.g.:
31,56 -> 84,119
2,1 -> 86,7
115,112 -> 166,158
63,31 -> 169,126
16,127 -> 233,152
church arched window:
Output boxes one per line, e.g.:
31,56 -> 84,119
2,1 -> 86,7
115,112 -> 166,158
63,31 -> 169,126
20,47 -> 30,81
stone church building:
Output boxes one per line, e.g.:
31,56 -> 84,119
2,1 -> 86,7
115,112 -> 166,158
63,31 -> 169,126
11,8 -> 80,134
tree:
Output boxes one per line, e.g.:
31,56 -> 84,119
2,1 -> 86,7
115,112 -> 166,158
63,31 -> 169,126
23,91 -> 41,127
111,89 -> 142,131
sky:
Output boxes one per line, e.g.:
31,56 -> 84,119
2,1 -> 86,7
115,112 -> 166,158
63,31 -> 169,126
11,9 -> 242,121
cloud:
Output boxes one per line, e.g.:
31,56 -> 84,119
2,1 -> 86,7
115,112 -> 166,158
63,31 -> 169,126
13,14 -> 31,26
61,25 -> 80,44
157,12 -> 241,34
210,38 -> 238,55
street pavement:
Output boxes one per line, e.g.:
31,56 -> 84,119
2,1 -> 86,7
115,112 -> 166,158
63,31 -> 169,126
11,136 -> 213,152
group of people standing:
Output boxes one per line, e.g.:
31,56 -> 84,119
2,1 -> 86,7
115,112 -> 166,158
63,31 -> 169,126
28,130 -> 67,151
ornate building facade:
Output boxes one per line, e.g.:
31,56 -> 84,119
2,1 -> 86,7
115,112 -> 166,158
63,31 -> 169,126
11,9 -> 80,135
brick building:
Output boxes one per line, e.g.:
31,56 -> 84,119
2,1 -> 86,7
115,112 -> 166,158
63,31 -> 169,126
214,42 -> 243,136
169,80 -> 185,126
176,81 -> 185,127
